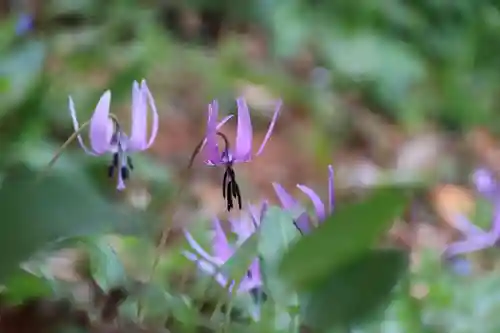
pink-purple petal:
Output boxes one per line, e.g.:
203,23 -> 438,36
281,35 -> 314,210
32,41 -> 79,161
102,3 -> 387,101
235,98 -> 253,161
68,96 -> 98,156
89,91 -> 113,154
444,233 -> 497,258
200,114 -> 233,165
205,101 -> 222,163
127,81 -> 147,151
491,200 -> 500,238
142,80 -> 159,149
328,165 -> 334,215
183,230 -> 224,266
295,212 -> 312,234
452,214 -> 486,236
183,251 -> 229,287
255,100 -> 282,156
213,218 -> 234,262
296,184 -> 326,222
272,182 -> 299,210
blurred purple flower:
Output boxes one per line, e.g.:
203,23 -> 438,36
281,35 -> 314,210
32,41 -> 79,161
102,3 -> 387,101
203,98 -> 282,211
444,168 -> 500,258
272,165 -> 334,234
69,80 -> 159,190
183,202 -> 268,294
15,13 -> 33,35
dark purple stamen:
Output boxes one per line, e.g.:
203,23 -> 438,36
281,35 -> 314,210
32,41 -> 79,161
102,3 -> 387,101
217,132 -> 242,212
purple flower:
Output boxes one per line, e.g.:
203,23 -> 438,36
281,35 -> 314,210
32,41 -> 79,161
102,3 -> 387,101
183,202 -> 268,294
69,80 -> 159,190
272,165 -> 334,234
444,168 -> 500,258
15,13 -> 33,36
203,98 -> 282,211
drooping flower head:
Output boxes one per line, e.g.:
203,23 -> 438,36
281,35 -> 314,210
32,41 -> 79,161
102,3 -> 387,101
272,165 -> 334,234
203,98 -> 282,211
443,168 -> 500,259
183,202 -> 268,294
69,80 -> 159,190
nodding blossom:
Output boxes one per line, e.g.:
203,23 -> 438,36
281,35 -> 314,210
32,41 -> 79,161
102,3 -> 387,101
69,80 -> 159,190
443,168 -> 500,259
272,165 -> 334,234
183,202 -> 268,295
203,98 -> 282,211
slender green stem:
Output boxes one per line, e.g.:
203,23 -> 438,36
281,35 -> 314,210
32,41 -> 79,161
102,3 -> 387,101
48,121 -> 90,169
137,136 -> 205,321
39,113 -> 121,181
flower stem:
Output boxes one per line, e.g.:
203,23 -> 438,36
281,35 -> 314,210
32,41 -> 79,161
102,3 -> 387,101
137,136 -> 206,321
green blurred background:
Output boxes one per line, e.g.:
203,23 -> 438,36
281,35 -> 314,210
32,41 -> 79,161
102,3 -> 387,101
2,0 -> 500,332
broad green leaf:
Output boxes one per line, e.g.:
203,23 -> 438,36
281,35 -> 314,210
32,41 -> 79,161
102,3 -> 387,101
258,206 -> 301,307
0,40 -> 46,118
84,237 -> 127,291
0,165 -> 151,283
220,231 -> 259,285
1,269 -> 53,304
279,187 -> 408,288
301,249 -> 408,330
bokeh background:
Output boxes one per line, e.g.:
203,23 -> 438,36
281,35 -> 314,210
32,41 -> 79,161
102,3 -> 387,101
3,0 -> 500,332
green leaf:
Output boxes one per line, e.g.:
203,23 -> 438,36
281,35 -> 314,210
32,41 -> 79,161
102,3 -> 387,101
279,187 -> 408,288
1,269 -> 53,304
220,231 -> 259,286
301,249 -> 408,330
258,206 -> 301,306
0,40 -> 46,118
84,237 -> 127,292
0,165 -> 151,283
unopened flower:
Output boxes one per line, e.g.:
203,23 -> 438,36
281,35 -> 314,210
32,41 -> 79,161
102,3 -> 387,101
444,168 -> 500,258
69,80 -> 158,190
183,202 -> 268,294
272,165 -> 334,234
203,98 -> 282,211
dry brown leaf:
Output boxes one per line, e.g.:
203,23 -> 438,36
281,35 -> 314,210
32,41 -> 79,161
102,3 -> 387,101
430,184 -> 475,230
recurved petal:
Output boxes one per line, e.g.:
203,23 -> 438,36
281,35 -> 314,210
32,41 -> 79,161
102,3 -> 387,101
213,218 -> 234,262
127,81 -> 147,151
183,251 -> 229,287
272,183 -> 298,210
444,233 -> 497,258
295,212 -> 312,234
89,91 -> 113,154
205,101 -> 222,163
297,184 -> 326,222
199,114 -> 233,165
248,201 -> 268,228
328,165 -> 335,215
142,80 -> 159,149
68,96 -> 97,156
235,98 -> 253,161
255,99 -> 282,156
452,214 -> 486,236
183,230 -> 224,266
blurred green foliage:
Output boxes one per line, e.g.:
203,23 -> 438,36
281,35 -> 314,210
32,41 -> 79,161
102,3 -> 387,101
0,0 -> 500,332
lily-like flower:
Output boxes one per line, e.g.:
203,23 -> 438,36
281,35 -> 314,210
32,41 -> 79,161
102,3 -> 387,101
444,168 -> 500,258
272,165 -> 334,234
69,80 -> 159,190
183,202 -> 268,294
203,98 -> 282,211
